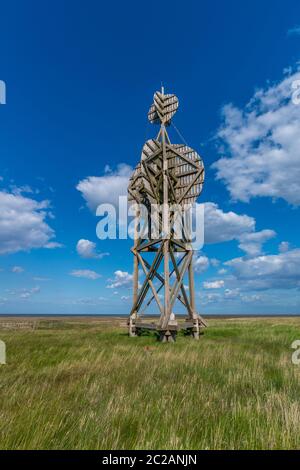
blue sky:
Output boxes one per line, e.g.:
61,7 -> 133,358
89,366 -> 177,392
0,0 -> 300,315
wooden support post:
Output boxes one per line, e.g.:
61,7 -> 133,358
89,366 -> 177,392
129,207 -> 139,336
159,330 -> 177,343
133,208 -> 139,310
128,316 -> 136,337
187,254 -> 200,339
188,254 -> 196,318
161,119 -> 171,330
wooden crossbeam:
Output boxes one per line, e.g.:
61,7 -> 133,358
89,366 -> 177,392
144,146 -> 162,164
159,251 -> 192,329
178,168 -> 204,205
136,251 -> 164,315
136,238 -> 163,252
169,245 -> 193,317
141,252 -> 187,312
166,144 -> 199,170
130,245 -> 163,314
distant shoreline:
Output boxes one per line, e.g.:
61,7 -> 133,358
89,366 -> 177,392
0,313 -> 299,319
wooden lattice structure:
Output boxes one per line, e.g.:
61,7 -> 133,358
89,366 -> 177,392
128,88 -> 207,341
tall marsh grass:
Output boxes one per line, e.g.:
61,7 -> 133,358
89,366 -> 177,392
0,317 -> 300,449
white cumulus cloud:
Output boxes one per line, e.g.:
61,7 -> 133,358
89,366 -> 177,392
107,270 -> 133,289
194,255 -> 210,273
225,248 -> 300,290
20,286 -> 40,299
204,202 -> 275,255
204,202 -> 255,244
238,229 -> 276,256
0,189 -> 61,255
213,68 -> 300,205
279,241 -> 290,253
76,239 -> 109,259
77,164 -> 132,211
204,280 -> 225,289
70,269 -> 101,280
11,266 -> 24,273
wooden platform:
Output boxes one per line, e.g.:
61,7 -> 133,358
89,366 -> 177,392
134,320 -> 198,331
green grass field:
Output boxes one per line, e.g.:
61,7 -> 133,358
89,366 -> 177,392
1,316 -> 300,450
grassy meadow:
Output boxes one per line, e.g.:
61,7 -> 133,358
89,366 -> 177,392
0,316 -> 300,450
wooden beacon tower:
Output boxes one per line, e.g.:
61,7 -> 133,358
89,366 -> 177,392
127,88 -> 207,342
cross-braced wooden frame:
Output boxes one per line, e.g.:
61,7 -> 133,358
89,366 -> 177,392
127,89 -> 207,342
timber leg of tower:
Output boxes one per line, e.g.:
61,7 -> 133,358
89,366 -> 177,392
183,255 -> 201,340
184,315 -> 207,339
128,215 -> 139,337
158,328 -> 177,343
128,315 -> 137,337
186,317 -> 200,340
